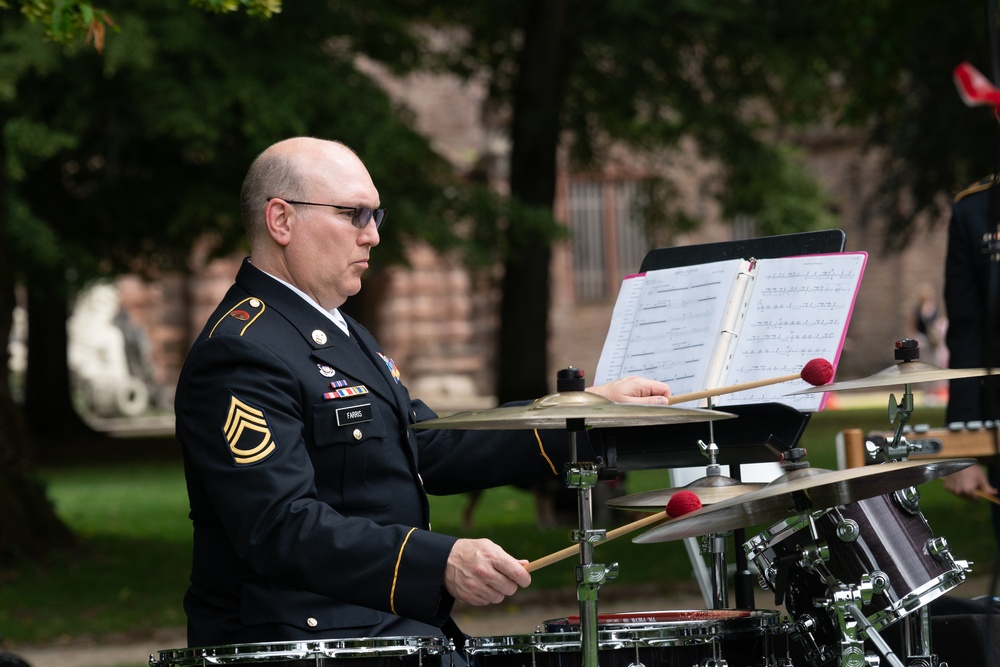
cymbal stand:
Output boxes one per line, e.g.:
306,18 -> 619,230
882,339 -> 921,461
694,436 -> 729,609
558,369 -> 616,667
702,397 -> 755,610
874,342 -> 945,664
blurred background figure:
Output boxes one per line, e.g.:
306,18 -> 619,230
909,282 -> 948,401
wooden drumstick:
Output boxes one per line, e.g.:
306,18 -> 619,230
666,358 -> 833,405
523,491 -> 703,573
975,490 -> 1000,506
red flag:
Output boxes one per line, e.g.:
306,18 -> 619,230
953,61 -> 1000,109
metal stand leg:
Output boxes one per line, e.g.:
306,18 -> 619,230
902,607 -> 936,666
707,533 -> 728,609
565,429 -> 616,667
683,536 -> 715,607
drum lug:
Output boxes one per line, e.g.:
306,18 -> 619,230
863,571 -> 890,596
926,536 -> 952,560
893,486 -> 921,514
835,518 -> 860,543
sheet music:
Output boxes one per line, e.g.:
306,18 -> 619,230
716,253 -> 866,410
594,259 -> 744,396
594,251 -> 867,412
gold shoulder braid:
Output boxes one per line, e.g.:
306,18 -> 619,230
209,297 -> 266,337
954,174 -> 1000,203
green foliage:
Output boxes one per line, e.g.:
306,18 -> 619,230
820,0 -> 1000,250
4,0 -> 281,52
414,0 -> 868,238
4,0 -> 501,289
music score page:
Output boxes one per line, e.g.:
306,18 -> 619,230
594,252 -> 867,411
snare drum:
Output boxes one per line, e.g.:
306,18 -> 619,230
150,637 -> 450,667
745,491 -> 968,652
465,609 -> 780,667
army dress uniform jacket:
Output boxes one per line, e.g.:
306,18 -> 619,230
945,180 -> 1000,424
944,180 -> 1000,549
175,259 -> 580,647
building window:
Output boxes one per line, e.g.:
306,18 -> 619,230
567,179 -> 650,302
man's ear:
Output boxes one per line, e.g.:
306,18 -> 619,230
265,198 -> 293,246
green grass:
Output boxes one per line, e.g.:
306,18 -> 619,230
1,405 -> 996,648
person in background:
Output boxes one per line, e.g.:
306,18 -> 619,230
942,175 -> 1000,548
173,137 -> 674,650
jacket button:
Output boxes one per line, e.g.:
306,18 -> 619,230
353,429 -> 362,440
307,617 -> 318,627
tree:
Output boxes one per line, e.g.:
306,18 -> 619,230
392,1 -> 847,400
399,0 -> 1000,402
0,0 -> 498,562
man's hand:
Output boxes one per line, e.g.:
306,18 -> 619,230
587,376 -> 671,405
943,464 -> 998,501
445,538 -> 531,606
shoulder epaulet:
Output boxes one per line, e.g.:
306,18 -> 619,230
208,297 -> 266,337
954,175 -> 1000,203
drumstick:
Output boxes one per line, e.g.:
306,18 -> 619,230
523,491 -> 702,573
975,490 -> 1000,506
666,358 -> 833,405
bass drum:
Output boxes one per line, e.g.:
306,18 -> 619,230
466,609 -> 782,667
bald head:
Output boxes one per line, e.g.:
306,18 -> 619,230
239,138 -> 370,253
238,137 -> 382,309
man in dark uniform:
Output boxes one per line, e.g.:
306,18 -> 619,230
942,175 -> 1000,548
174,137 -> 673,648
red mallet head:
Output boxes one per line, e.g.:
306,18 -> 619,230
801,358 -> 834,387
666,490 -> 702,518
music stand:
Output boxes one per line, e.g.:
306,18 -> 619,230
594,229 -> 847,609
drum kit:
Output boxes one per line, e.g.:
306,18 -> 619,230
151,341 -> 992,667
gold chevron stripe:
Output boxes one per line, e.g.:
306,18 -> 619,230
224,396 -> 277,464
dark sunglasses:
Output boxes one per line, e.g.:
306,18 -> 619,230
268,198 -> 385,230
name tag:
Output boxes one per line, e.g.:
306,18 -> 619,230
336,403 -> 373,427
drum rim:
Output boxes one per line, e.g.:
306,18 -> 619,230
864,567 -> 968,633
464,609 -> 781,654
150,636 -> 450,667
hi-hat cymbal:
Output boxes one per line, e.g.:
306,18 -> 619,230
633,458 -> 975,543
412,391 -> 735,430
607,475 -> 765,510
791,360 -> 990,394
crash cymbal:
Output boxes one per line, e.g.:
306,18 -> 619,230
633,458 -> 975,543
411,391 -> 735,430
791,360 -> 991,394
607,475 -> 765,510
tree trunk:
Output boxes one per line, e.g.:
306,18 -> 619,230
0,137 -> 75,565
497,0 -> 577,403
24,266 -> 95,441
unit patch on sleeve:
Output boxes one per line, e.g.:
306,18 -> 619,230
223,395 -> 277,465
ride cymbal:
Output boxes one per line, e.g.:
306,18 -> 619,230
632,458 -> 975,543
607,475 -> 765,510
412,391 -> 734,430
791,360 -> 990,394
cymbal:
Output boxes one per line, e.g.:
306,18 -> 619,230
791,360 -> 990,394
633,458 -> 975,543
607,475 -> 765,510
412,391 -> 735,430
